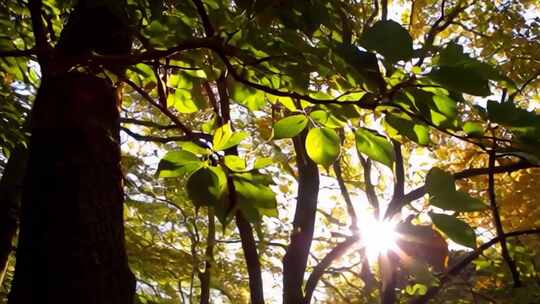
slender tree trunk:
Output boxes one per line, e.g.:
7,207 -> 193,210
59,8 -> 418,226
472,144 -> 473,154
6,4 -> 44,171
282,131 -> 320,304
0,146 -> 27,288
8,72 -> 136,303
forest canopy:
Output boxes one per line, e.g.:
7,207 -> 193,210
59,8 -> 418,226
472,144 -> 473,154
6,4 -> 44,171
0,0 -> 540,303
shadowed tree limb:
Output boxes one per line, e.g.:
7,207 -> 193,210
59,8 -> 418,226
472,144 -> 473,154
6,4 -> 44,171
410,228 -> 540,304
487,149 -> 521,287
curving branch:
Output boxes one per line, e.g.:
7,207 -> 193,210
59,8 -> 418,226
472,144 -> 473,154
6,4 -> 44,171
303,235 -> 360,304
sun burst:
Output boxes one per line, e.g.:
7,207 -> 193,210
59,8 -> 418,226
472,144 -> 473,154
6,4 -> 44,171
359,217 -> 399,263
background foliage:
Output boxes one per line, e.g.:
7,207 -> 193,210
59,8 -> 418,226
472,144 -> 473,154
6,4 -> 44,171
1,0 -> 540,303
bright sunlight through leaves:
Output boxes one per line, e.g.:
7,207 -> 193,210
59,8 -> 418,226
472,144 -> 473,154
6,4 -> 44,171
360,217 -> 399,263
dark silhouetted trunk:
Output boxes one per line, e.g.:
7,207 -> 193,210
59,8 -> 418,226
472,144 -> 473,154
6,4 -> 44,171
8,72 -> 135,303
282,131 -> 320,304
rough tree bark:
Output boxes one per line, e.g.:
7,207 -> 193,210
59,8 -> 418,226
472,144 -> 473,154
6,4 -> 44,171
8,71 -> 136,304
7,1 -> 135,302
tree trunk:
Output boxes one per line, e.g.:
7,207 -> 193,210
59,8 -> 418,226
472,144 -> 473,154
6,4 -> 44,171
7,72 -> 135,303
282,131 -> 320,304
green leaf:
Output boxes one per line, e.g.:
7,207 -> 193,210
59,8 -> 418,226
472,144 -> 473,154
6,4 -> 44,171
430,213 -> 476,248
305,127 -> 340,167
252,157 -> 274,169
224,155 -> 247,171
426,167 -> 455,197
428,66 -> 491,96
273,114 -> 308,139
309,110 -> 347,128
231,83 -> 265,111
334,44 -> 385,92
355,128 -> 394,167
426,168 -> 488,212
233,173 -> 276,210
178,141 -> 211,155
463,122 -> 484,137
432,94 -> 457,119
487,101 -> 540,140
385,114 -> 430,145
186,166 -> 227,206
156,150 -> 203,178
359,20 -> 414,63
213,123 -> 248,151
233,172 -> 278,223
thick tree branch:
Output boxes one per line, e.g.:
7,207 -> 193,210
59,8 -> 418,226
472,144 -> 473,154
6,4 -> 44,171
388,161 -> 539,217
215,51 -> 379,108
120,118 -> 177,130
410,228 -> 540,304
28,0 -> 50,68
191,0 -> 215,37
120,127 -> 203,143
487,150 -> 521,287
381,0 -> 388,21
303,235 -> 360,304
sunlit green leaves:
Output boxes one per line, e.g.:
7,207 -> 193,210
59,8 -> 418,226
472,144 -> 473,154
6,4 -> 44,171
234,172 -> 278,222
359,20 -> 414,63
430,213 -> 477,248
273,114 -> 308,139
355,128 -> 394,167
305,128 -> 340,167
230,83 -> 265,111
426,168 -> 487,212
156,150 -> 203,178
213,123 -> 248,151
186,166 -> 227,207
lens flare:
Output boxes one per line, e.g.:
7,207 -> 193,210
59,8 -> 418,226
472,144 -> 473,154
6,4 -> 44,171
360,217 -> 398,262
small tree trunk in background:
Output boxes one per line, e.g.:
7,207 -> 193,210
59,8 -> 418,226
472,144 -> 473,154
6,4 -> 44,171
0,146 -> 27,288
8,73 -> 135,303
